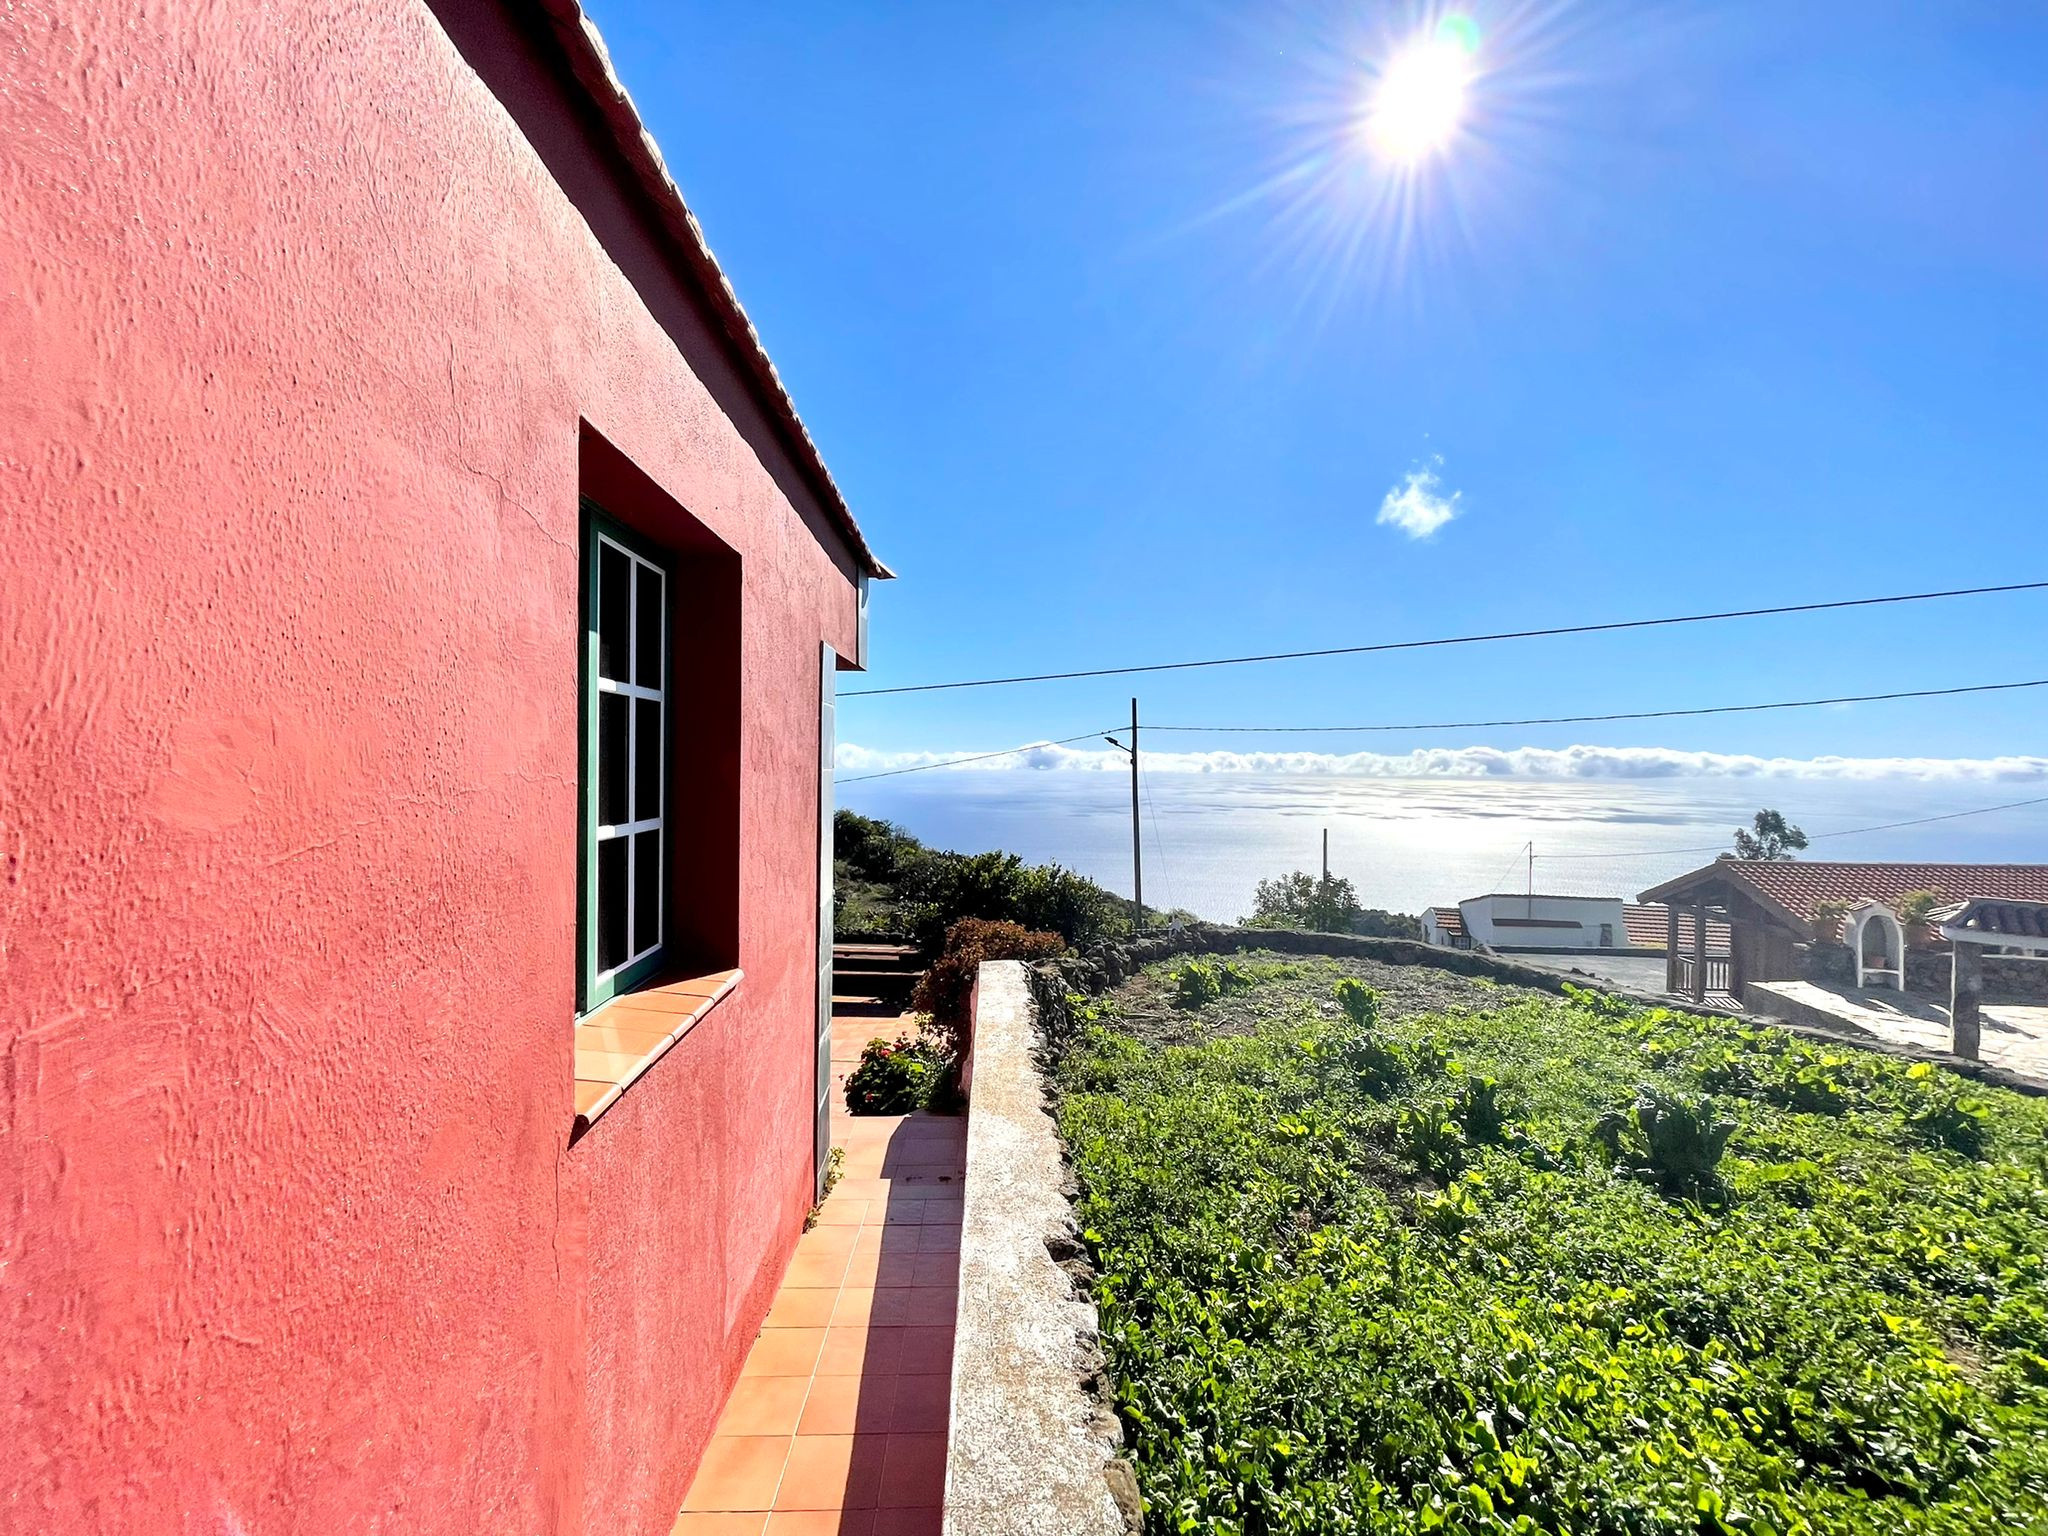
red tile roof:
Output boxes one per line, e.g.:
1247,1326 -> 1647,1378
1429,906 -> 1465,939
1642,861 -> 2048,932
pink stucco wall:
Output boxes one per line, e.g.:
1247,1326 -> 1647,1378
0,3 -> 864,1531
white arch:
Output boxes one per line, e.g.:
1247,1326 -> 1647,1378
1846,901 -> 1905,990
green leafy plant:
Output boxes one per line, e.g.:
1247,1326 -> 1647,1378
843,1033 -> 945,1115
1170,958 -> 1224,1009
1595,1085 -> 1738,1198
1451,1074 -> 1509,1144
1399,1101 -> 1467,1178
1903,1084 -> 1991,1158
804,1146 -> 847,1229
1334,977 -> 1381,1029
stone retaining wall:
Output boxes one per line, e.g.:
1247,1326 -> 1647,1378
1799,942 -> 2048,1002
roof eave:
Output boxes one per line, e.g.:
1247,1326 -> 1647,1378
527,0 -> 889,580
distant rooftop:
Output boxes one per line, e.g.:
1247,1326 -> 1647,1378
1643,860 -> 2048,929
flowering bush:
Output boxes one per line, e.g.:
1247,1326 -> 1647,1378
843,1032 -> 947,1115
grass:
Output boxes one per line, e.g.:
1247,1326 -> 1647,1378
1055,967 -> 2048,1535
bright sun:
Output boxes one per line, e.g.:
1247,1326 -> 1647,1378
1365,23 -> 1477,164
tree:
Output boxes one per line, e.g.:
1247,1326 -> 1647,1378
1244,870 -> 1363,933
1732,809 -> 1808,862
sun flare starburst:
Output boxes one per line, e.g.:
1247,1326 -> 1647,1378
1365,19 -> 1479,164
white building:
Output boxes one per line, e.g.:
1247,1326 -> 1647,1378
1421,893 -> 1631,951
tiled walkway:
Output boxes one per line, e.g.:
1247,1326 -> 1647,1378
673,977 -> 963,1535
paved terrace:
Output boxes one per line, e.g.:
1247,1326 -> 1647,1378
1750,979 -> 2048,1088
675,945 -> 961,1535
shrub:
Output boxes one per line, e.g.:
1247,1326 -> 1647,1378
843,1033 -> 945,1115
1596,1085 -> 1737,1197
910,917 -> 1066,1033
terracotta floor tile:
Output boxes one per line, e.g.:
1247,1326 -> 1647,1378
850,1226 -> 918,1260
886,1374 -> 952,1434
775,1435 -> 886,1511
896,1289 -> 956,1326
816,1325 -> 903,1378
796,1223 -> 860,1258
765,1513 -> 875,1536
897,1327 -> 953,1376
908,1253 -> 958,1288
765,1288 -> 841,1329
877,1435 -> 948,1508
742,1328 -> 826,1378
830,1287 -> 915,1329
717,1377 -> 811,1437
880,1201 -> 926,1226
796,1373 -> 895,1436
869,1509 -> 942,1536
844,1248 -> 920,1288
671,1514 -> 767,1536
680,1436 -> 791,1512
811,1198 -> 870,1228
914,1226 -> 960,1255
786,1249 -> 853,1289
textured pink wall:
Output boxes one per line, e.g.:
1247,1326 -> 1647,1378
0,3 -> 862,1532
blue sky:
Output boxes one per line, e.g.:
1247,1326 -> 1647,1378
586,0 -> 2047,780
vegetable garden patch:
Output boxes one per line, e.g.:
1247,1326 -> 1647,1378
1055,956 -> 2048,1535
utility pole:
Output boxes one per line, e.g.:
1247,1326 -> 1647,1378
1103,698 -> 1143,938
1322,828 -> 1329,885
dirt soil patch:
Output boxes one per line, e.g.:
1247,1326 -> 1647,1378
1106,948 -> 1551,1048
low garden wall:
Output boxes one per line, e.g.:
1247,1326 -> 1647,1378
1799,942 -> 2048,1002
946,961 -> 1139,1536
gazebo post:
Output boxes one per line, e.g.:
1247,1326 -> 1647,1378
1665,903 -> 1679,993
1950,942 -> 1982,1060
1691,898 -> 1709,1004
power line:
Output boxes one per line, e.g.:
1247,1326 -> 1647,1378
1536,794 -> 2048,861
841,580 -> 2048,698
1148,677 -> 2048,735
833,729 -> 1114,784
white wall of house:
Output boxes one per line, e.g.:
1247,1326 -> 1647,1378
1420,909 -> 1457,947
1458,894 -> 1629,950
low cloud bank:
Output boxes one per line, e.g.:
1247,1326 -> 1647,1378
837,741 -> 2048,783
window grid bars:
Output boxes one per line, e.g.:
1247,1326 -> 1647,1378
595,532 -> 665,987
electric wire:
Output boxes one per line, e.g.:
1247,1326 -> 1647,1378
1534,794 -> 2048,861
1141,768 -> 1176,919
1148,677 -> 2048,735
840,580 -> 2048,697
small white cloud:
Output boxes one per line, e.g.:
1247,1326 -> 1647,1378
1376,455 -> 1461,540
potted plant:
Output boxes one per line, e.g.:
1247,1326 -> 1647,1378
1894,889 -> 1943,949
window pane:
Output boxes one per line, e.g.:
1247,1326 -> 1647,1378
598,693 -> 629,825
597,835 -> 628,974
598,543 -> 631,682
635,564 -> 663,690
634,699 -> 662,821
632,829 -> 661,956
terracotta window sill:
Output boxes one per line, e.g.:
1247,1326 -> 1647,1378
573,968 -> 741,1130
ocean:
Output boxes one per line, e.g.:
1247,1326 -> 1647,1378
838,771 -> 2048,923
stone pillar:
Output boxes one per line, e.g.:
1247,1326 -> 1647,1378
1666,903 -> 1679,994
1951,942 -> 1983,1060
1692,900 -> 1709,1004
